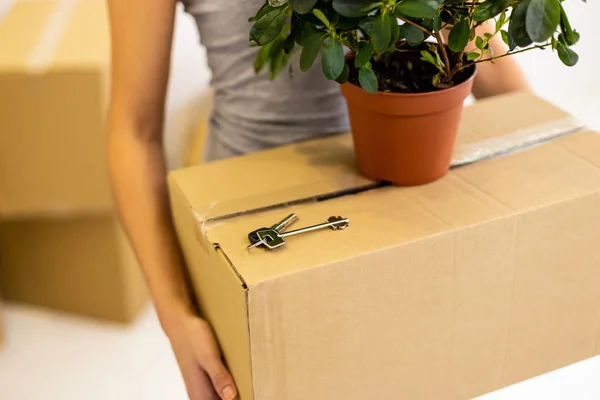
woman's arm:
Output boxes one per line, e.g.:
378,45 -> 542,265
106,1 -> 237,399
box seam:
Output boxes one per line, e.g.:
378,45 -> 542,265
403,191 -> 454,230
556,139 -> 600,170
169,174 -> 248,290
201,181 -> 384,226
452,174 -> 517,212
216,246 -> 248,289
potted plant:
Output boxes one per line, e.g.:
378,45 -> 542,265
249,0 -> 581,185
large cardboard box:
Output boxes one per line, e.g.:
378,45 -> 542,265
0,0 -> 148,322
168,92 -> 600,400
0,0 -> 111,216
0,296 -> 5,347
0,215 -> 147,322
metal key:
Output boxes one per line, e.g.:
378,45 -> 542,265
247,213 -> 298,247
248,216 -> 349,250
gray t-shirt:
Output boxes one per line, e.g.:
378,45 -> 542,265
181,0 -> 350,162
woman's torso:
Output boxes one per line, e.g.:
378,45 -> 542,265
181,0 -> 350,162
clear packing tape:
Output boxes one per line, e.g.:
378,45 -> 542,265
450,116 -> 586,167
194,115 -> 588,243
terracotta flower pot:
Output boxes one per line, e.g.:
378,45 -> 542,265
340,67 -> 476,186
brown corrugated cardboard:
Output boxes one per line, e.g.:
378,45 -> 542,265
168,92 -> 600,400
0,0 -> 112,217
0,295 -> 5,347
0,215 -> 147,322
0,0 -> 148,322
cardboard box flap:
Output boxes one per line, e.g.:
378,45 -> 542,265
211,129 -> 600,287
167,92 -> 599,288
170,91 -> 582,234
169,134 -> 375,245
0,0 -> 108,72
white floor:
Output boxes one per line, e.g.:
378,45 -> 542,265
1,2 -> 600,399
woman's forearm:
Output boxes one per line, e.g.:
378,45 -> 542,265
107,123 -> 194,332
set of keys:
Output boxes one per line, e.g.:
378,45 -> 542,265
247,213 -> 350,250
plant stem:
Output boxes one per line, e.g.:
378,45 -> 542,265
396,16 -> 449,76
338,33 -> 358,53
457,43 -> 553,71
397,16 -> 434,36
435,32 -> 452,77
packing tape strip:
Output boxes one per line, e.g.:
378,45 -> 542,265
451,116 -> 586,167
192,115 -> 587,241
193,181 -> 379,243
26,0 -> 80,72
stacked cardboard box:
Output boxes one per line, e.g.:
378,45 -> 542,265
0,0 -> 147,322
0,296 -> 4,346
169,92 -> 600,400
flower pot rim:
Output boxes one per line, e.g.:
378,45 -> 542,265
342,63 -> 477,99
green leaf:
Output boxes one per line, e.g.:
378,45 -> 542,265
433,47 -> 445,70
322,36 -> 345,80
421,17 -> 434,32
508,0 -> 532,49
467,51 -> 480,61
250,8 -> 287,46
558,31 -> 580,46
475,36 -> 484,50
295,19 -> 319,46
297,11 -> 326,26
526,0 -> 561,43
484,32 -> 493,41
556,42 -> 579,66
300,33 -> 326,71
360,15 -> 392,54
313,9 -> 330,27
500,30 -> 509,46
389,15 -> 401,49
249,4 -> 275,22
335,62 -> 350,84
355,42 -> 374,68
394,0 -> 439,19
290,0 -> 317,14
400,24 -> 426,46
433,16 -> 442,33
358,66 -> 378,93
448,19 -> 470,52
495,11 -> 507,32
559,5 -> 580,46
254,42 -> 274,73
332,0 -> 380,18
473,0 -> 511,23
420,50 -> 444,73
420,50 -> 437,66
337,16 -> 362,30
470,27 -> 477,41
283,33 -> 296,54
267,39 -> 289,80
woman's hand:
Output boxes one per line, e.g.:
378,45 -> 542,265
167,315 -> 238,400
